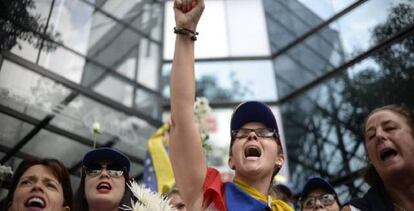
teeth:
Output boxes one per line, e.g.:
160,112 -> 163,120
27,197 -> 45,208
29,197 -> 43,204
98,182 -> 111,189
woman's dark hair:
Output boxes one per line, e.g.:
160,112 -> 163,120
3,158 -> 73,210
73,166 -> 131,211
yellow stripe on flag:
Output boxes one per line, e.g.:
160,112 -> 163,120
147,123 -> 175,194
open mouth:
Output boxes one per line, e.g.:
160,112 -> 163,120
379,148 -> 398,161
25,196 -> 46,209
244,146 -> 261,158
97,182 -> 112,190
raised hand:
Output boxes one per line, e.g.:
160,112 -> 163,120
173,0 -> 205,31
169,1 -> 207,210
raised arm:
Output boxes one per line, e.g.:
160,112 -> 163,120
169,0 -> 206,209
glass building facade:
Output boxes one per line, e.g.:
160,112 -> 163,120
1,0 -> 413,205
0,0 -> 165,194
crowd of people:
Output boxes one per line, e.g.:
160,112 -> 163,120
1,0 -> 413,210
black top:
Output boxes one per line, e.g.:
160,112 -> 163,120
348,182 -> 394,211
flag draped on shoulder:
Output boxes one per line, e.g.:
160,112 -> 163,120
143,123 -> 175,194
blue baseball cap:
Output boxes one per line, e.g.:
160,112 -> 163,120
273,184 -> 293,198
300,177 -> 337,199
230,101 -> 279,134
82,147 -> 131,173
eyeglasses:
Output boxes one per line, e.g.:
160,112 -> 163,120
301,193 -> 336,209
231,128 -> 278,139
84,164 -> 124,178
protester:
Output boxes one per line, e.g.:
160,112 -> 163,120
165,188 -> 187,211
300,177 -> 340,211
342,105 -> 414,211
272,184 -> 294,207
5,158 -> 73,211
168,0 -> 293,210
73,147 -> 132,211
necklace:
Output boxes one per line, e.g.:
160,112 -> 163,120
393,202 -> 406,211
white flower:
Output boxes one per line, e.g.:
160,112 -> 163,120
0,165 -> 13,175
92,122 -> 101,134
193,97 -> 215,161
194,97 -> 211,118
121,180 -> 174,211
0,165 -> 13,181
194,97 -> 214,132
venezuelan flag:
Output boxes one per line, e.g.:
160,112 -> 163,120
143,123 -> 175,194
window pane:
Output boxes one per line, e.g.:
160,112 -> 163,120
163,60 -> 277,102
0,60 -> 71,119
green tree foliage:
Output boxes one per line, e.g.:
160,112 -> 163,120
342,0 -> 414,137
0,0 -> 60,50
283,1 -> 414,196
195,73 -> 251,101
163,71 -> 251,101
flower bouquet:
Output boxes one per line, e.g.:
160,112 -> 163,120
121,180 -> 174,211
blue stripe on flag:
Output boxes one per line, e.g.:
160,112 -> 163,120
143,152 -> 157,192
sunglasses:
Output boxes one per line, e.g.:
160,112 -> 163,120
231,128 -> 279,139
301,193 -> 336,209
84,163 -> 125,178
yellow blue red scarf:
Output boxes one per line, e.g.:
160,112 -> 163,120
232,178 -> 293,211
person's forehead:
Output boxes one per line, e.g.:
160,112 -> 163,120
306,188 -> 329,197
170,193 -> 183,201
21,165 -> 59,182
367,110 -> 405,126
240,122 -> 267,128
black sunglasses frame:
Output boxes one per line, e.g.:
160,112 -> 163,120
82,164 -> 127,178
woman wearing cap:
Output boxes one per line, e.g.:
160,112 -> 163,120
73,147 -> 132,211
169,0 -> 292,210
5,158 -> 73,211
300,177 -> 340,211
342,105 -> 414,211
